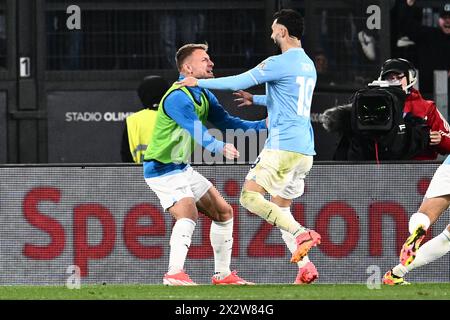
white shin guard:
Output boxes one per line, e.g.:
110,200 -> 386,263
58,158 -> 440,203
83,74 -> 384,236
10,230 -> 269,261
210,219 -> 233,276
168,218 -> 196,274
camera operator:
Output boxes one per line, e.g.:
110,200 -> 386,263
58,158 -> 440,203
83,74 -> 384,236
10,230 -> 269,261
322,58 -> 447,161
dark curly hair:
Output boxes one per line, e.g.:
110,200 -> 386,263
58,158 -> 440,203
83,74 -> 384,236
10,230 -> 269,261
273,9 -> 304,39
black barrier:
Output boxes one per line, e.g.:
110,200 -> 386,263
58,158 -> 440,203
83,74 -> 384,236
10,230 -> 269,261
0,91 -> 6,163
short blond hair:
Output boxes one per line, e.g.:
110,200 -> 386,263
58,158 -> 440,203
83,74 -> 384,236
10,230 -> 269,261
175,43 -> 208,71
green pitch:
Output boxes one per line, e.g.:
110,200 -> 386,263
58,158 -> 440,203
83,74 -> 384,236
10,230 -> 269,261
0,283 -> 449,300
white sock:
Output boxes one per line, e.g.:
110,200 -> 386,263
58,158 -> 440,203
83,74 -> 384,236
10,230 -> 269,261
391,264 -> 408,277
279,207 -> 310,268
210,219 -> 233,279
393,228 -> 450,277
167,218 -> 196,275
408,212 -> 431,234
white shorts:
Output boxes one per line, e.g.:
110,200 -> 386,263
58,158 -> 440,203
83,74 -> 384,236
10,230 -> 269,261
145,166 -> 212,211
245,148 -> 313,199
425,164 -> 450,199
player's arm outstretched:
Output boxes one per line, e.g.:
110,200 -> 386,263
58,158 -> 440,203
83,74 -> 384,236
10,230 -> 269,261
178,71 -> 257,91
177,57 -> 280,91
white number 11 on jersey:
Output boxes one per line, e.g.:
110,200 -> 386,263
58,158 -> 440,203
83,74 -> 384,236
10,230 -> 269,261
296,76 -> 315,117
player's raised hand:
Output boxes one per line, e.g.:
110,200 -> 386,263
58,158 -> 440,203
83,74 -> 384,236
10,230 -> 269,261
222,143 -> 240,160
233,90 -> 253,107
176,77 -> 198,87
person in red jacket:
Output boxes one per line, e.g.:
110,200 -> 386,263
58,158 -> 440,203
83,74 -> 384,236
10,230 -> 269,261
379,58 -> 450,160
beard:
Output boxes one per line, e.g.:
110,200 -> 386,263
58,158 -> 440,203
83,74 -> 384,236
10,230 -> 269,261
272,34 -> 281,47
272,35 -> 282,54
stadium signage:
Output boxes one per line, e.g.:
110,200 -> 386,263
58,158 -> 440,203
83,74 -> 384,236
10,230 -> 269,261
65,111 -> 133,122
0,164 -> 442,284
21,181 -> 428,277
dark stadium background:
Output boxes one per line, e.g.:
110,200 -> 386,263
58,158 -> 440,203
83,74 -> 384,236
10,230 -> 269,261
2,0 -> 445,164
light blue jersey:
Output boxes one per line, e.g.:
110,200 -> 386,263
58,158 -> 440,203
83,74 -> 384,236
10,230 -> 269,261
444,155 -> 450,165
197,47 -> 317,155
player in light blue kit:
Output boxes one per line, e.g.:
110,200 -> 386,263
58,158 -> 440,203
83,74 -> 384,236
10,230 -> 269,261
178,9 -> 321,284
384,155 -> 450,285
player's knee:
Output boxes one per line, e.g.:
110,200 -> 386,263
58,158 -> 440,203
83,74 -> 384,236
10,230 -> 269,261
240,189 -> 256,210
216,204 -> 233,222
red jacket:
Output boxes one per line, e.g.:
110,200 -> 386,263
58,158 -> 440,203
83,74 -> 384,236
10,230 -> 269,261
403,88 -> 450,160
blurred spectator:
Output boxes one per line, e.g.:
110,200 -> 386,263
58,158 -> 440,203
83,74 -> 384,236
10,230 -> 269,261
121,75 -> 170,163
395,0 -> 450,96
314,8 -> 358,83
313,50 -> 335,86
390,0 -> 419,63
314,1 -> 380,85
